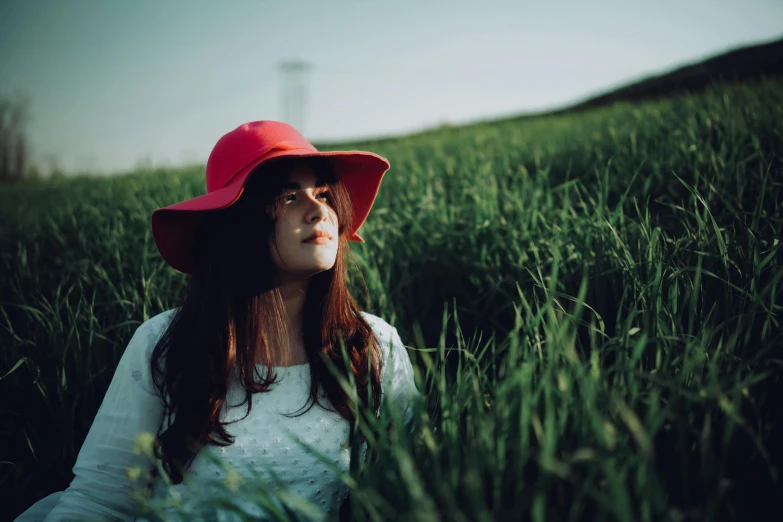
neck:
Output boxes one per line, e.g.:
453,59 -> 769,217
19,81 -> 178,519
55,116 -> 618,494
276,274 -> 311,360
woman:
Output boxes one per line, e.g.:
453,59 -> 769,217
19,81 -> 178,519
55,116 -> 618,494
16,121 -> 421,521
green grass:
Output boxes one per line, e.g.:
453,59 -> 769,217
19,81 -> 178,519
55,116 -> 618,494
2,78 -> 782,521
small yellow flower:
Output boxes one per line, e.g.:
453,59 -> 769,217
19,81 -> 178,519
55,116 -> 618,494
223,470 -> 244,491
127,466 -> 142,482
132,431 -> 157,460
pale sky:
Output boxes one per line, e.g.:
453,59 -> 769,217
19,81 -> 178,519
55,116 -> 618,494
1,0 -> 781,175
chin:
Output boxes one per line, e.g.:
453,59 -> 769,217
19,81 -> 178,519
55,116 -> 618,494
314,261 -> 337,272
301,265 -> 334,279
298,258 -> 336,274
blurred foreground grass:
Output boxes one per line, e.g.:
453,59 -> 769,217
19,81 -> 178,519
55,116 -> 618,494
1,78 -> 782,521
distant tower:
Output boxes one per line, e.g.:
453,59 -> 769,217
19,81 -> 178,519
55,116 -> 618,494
278,60 -> 312,134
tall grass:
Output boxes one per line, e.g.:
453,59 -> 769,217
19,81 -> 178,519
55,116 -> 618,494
1,78 -> 782,521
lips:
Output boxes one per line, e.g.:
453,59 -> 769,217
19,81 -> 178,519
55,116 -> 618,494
303,230 -> 332,242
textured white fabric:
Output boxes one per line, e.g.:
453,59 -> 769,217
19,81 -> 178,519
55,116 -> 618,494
15,309 -> 420,522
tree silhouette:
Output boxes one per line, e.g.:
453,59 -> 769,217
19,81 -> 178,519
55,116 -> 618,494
0,93 -> 30,184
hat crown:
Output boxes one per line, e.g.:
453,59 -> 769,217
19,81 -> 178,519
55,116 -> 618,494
205,121 -> 316,192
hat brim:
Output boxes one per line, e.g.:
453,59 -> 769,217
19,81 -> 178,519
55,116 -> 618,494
151,149 -> 390,274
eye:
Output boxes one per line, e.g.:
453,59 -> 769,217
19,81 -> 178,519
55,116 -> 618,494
282,191 -> 329,203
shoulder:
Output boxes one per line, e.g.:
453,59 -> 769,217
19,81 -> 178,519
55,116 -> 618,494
359,311 -> 408,367
123,308 -> 177,359
360,312 -> 419,409
114,309 -> 177,396
359,311 -> 397,345
137,308 -> 178,339
359,310 -> 392,331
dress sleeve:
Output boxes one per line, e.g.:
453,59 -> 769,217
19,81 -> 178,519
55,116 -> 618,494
43,318 -> 166,521
381,325 -> 421,431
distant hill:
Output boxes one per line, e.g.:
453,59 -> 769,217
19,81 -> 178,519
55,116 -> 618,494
551,35 -> 783,115
320,36 -> 783,148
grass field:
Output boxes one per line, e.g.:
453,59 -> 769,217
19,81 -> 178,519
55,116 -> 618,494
1,78 -> 782,521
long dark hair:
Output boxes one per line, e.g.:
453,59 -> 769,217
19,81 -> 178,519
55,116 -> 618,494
148,156 -> 384,484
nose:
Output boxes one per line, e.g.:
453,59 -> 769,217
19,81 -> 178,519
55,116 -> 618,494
305,192 -> 329,222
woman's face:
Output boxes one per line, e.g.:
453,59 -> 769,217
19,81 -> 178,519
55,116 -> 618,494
268,164 -> 339,280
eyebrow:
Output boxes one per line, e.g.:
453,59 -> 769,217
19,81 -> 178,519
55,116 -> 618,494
282,180 -> 328,189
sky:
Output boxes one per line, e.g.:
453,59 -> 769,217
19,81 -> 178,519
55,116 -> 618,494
1,0 -> 782,175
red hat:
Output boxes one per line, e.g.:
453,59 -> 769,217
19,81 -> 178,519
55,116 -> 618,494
151,120 -> 390,274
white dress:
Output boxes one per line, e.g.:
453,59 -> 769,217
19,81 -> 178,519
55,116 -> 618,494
15,309 -> 420,522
